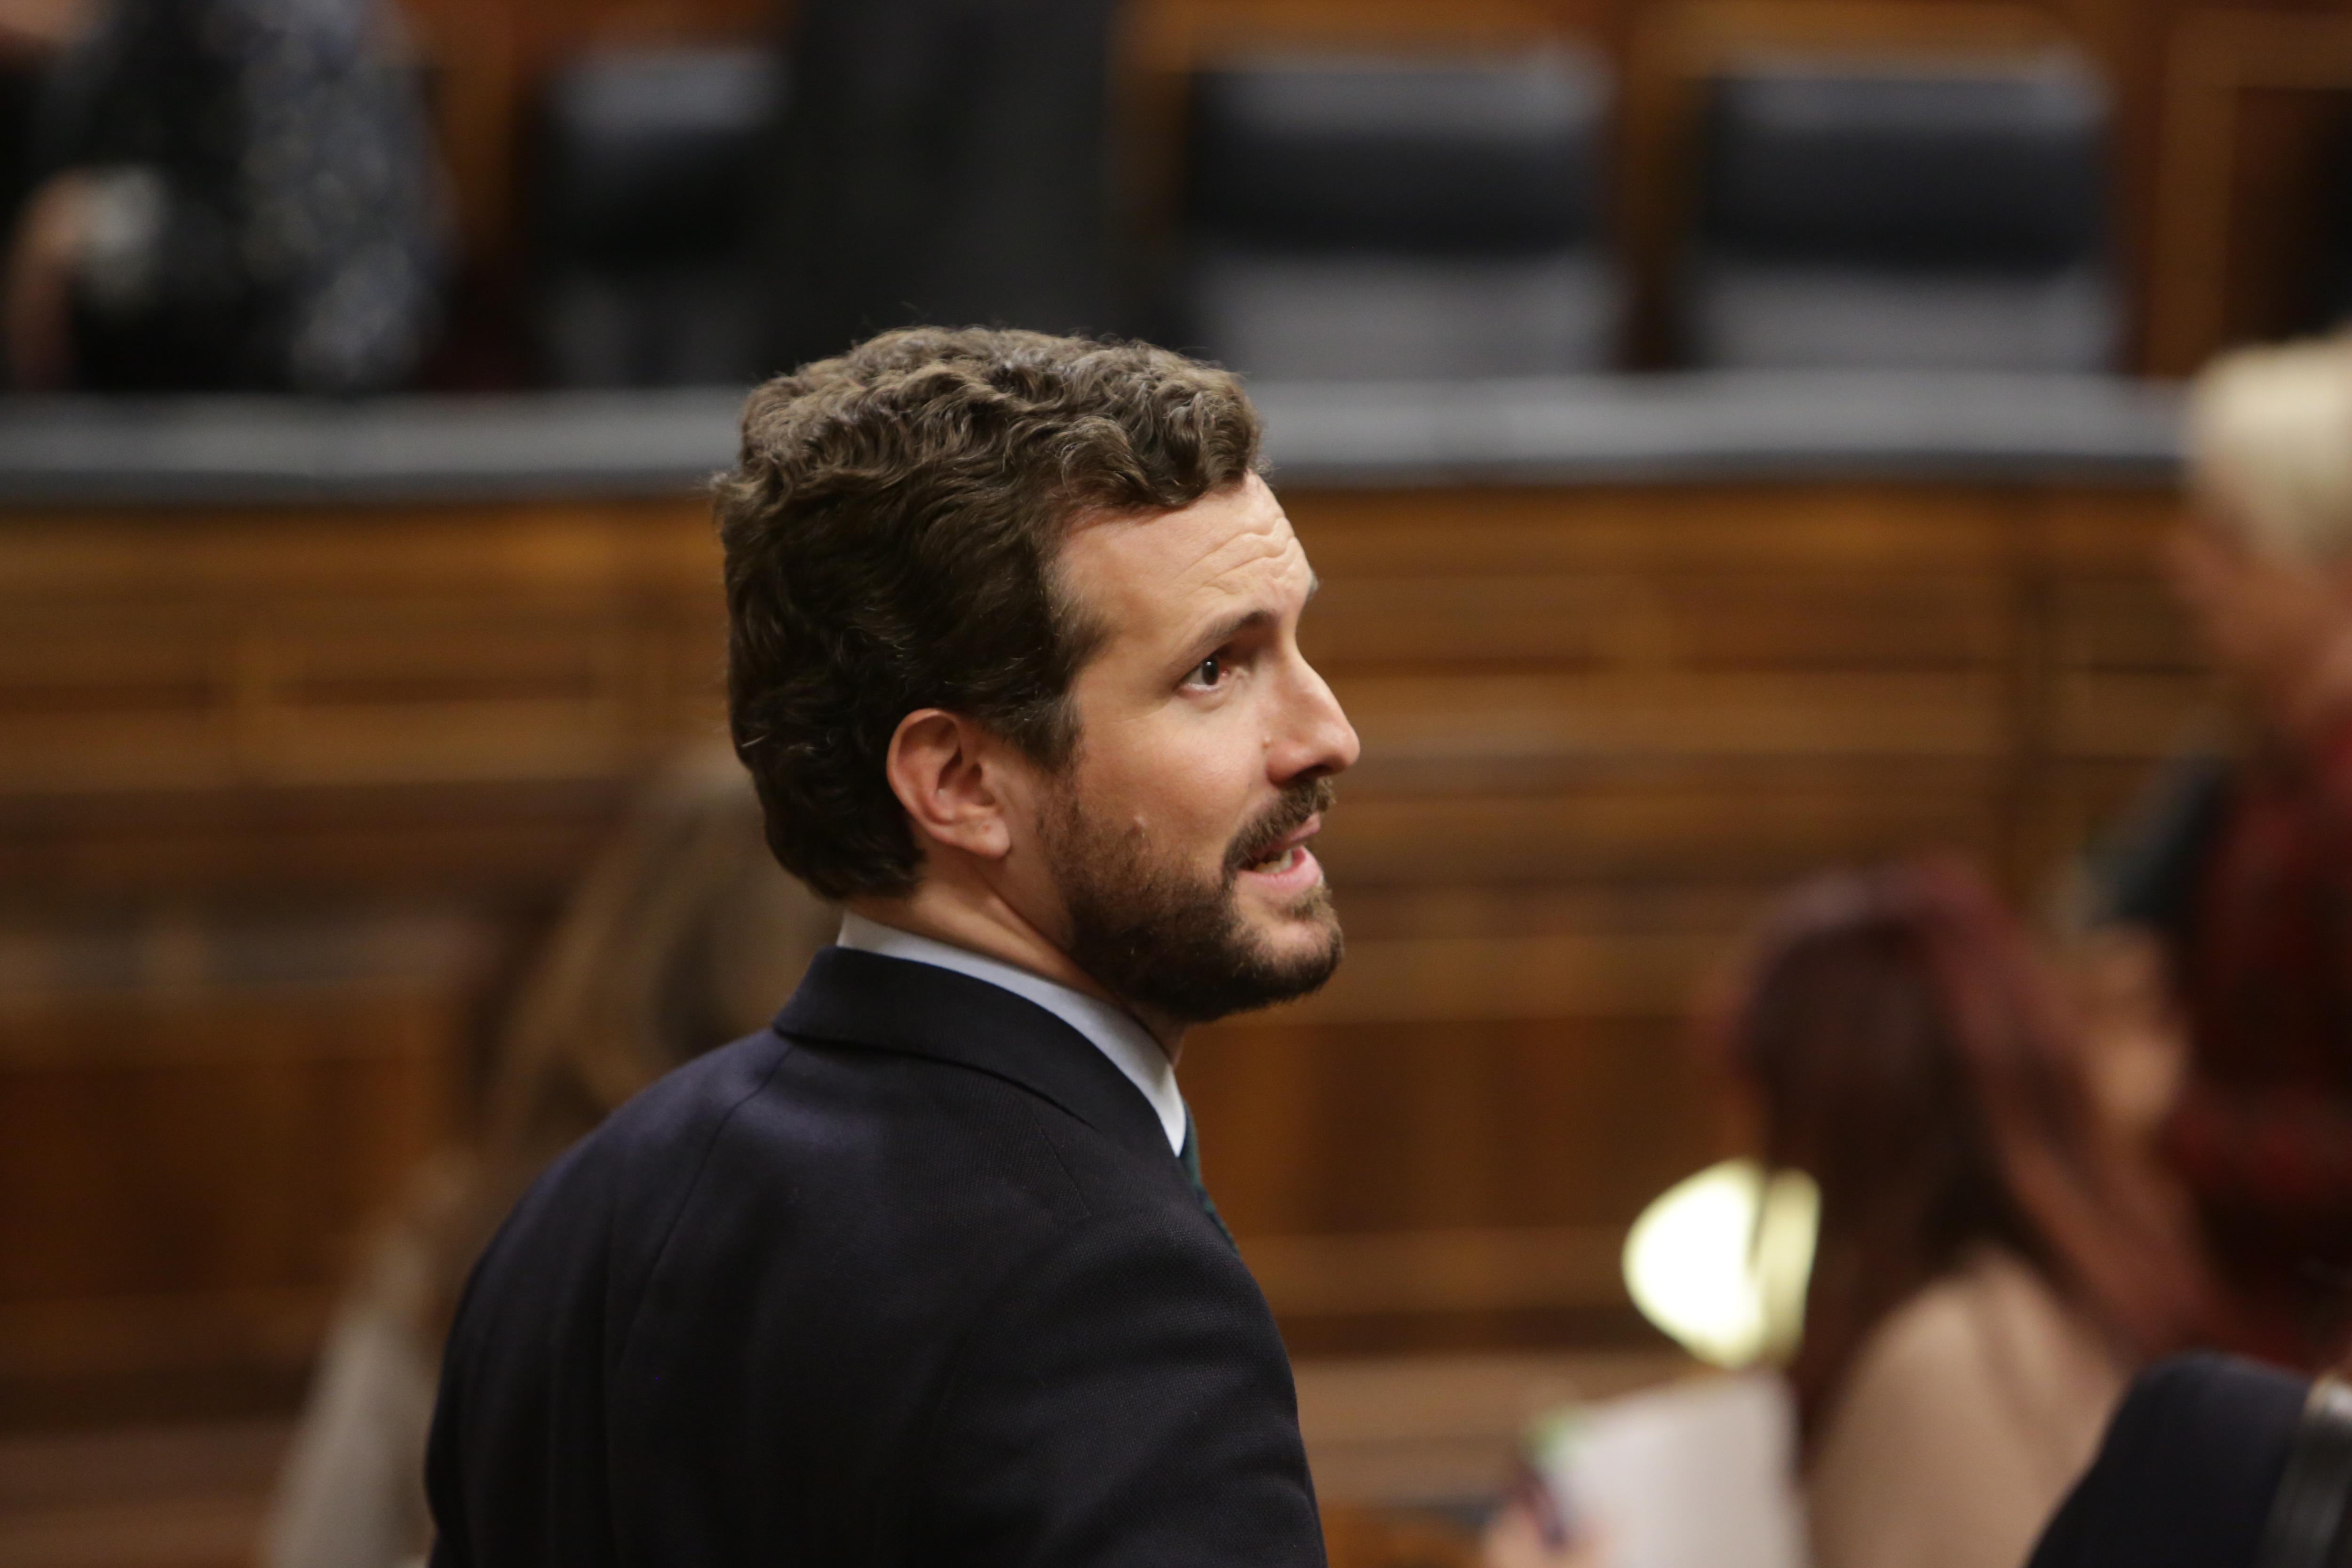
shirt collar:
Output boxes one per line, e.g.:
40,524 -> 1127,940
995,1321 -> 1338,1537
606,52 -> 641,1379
834,912 -> 1186,1154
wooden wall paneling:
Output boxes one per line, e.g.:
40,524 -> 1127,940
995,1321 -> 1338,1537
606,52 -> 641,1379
0,477 -> 2216,1408
1130,0 -> 1589,59
2215,83 -> 2352,342
0,500 -> 723,800
2013,486 -> 2208,881
2148,8 -> 2352,374
1341,669 -> 2009,763
1315,765 -> 2005,889
1188,1016 -> 1718,1233
0,1419 -> 291,1568
1283,484 -> 2024,574
0,498 -> 727,914
2042,547 -> 2217,772
0,909 -> 496,1424
1185,1014 -> 1719,1352
0,499 -> 728,1421
1303,570 -> 2012,673
0,780 -> 638,906
519,0 -> 779,51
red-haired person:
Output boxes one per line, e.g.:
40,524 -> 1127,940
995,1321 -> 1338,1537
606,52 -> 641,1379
1490,860 -> 2212,1568
1736,861 -> 2209,1568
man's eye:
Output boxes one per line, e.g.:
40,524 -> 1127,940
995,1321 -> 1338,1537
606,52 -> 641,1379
1187,655 -> 1225,688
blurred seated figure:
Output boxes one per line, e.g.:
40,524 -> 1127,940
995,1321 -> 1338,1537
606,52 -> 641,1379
1680,53 -> 2117,372
1184,50 -> 1617,380
2,0 -> 443,392
261,749 -> 835,1568
2028,1353 -> 2345,1568
532,47 -> 780,388
1738,863 -> 2207,1568
2085,333 -> 2352,1368
1489,859 -> 2209,1568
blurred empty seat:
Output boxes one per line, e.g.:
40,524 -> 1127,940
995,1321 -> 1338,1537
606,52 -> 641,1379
1681,53 -> 2117,372
533,48 -> 782,388
1185,50 -> 1616,380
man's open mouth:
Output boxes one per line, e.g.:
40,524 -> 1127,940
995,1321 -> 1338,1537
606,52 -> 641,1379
1239,814 -> 1322,877
1225,780 -> 1337,882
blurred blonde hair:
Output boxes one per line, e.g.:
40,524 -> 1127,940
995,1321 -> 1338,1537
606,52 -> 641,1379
2188,332 -> 2352,563
397,746 -> 835,1338
265,748 -> 833,1568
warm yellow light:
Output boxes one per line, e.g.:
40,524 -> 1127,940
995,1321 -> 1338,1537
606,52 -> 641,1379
1622,1159 -> 1820,1369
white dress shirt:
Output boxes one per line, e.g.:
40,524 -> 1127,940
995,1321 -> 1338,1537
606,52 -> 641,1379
834,912 -> 1187,1154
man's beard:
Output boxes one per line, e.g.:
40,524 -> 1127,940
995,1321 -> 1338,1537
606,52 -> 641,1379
1041,777 -> 1343,1025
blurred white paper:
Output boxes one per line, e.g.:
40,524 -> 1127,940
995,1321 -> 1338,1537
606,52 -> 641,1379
1533,1372 -> 1809,1568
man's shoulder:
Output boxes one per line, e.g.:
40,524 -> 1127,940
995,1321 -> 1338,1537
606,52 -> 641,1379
518,1016 -> 1190,1283
585,1025 -> 796,1175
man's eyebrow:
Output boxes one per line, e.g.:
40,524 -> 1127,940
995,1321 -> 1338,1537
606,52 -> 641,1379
1182,575 -> 1318,659
1183,606 -> 1285,661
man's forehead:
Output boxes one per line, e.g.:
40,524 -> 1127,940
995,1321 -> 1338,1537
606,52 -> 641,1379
1067,477 -> 1304,586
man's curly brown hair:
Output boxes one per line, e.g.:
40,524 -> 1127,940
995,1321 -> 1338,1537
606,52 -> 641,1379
715,327 -> 1265,901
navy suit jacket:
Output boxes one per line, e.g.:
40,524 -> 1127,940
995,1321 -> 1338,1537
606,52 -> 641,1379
425,947 -> 1325,1565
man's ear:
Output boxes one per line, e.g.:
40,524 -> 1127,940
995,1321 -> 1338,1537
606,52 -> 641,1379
883,708 -> 1016,863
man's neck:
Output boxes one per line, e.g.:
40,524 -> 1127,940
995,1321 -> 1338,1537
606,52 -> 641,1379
844,883 -> 1188,1060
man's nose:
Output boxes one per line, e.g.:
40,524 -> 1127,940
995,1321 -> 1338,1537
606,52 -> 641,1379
1272,658 -> 1360,782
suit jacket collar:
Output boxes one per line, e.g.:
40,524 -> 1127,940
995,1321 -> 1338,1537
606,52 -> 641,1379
774,946 -> 1174,1165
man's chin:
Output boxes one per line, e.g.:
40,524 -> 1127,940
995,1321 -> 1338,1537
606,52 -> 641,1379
1234,901 -> 1344,989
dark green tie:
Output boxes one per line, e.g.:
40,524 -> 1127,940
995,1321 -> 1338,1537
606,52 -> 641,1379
1178,1110 -> 1235,1246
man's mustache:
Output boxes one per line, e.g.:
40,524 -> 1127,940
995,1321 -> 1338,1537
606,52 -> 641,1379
1223,779 -> 1337,877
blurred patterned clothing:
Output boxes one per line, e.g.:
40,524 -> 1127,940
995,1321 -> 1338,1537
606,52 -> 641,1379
34,0 -> 444,391
2170,720 -> 2352,1365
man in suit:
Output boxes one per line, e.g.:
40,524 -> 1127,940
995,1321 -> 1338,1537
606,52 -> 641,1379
424,326 -> 1359,1565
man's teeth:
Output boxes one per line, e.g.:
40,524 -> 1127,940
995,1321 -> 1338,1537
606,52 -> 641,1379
1250,846 -> 1298,874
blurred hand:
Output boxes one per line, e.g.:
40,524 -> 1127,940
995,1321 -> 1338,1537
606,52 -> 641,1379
5,172 -> 92,389
1482,1501 -> 1605,1568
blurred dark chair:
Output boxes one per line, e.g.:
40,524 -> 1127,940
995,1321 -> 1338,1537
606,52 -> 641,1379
532,47 -> 783,388
2320,122 -> 2352,332
1183,50 -> 1617,380
1679,53 -> 2117,372
0,55 -> 39,251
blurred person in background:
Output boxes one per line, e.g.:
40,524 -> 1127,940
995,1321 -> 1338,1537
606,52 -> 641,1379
2086,332 -> 2352,1368
1489,859 -> 2210,1568
262,750 -> 835,1568
1737,862 -> 2208,1568
0,0 -> 444,392
761,0 -> 1123,367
